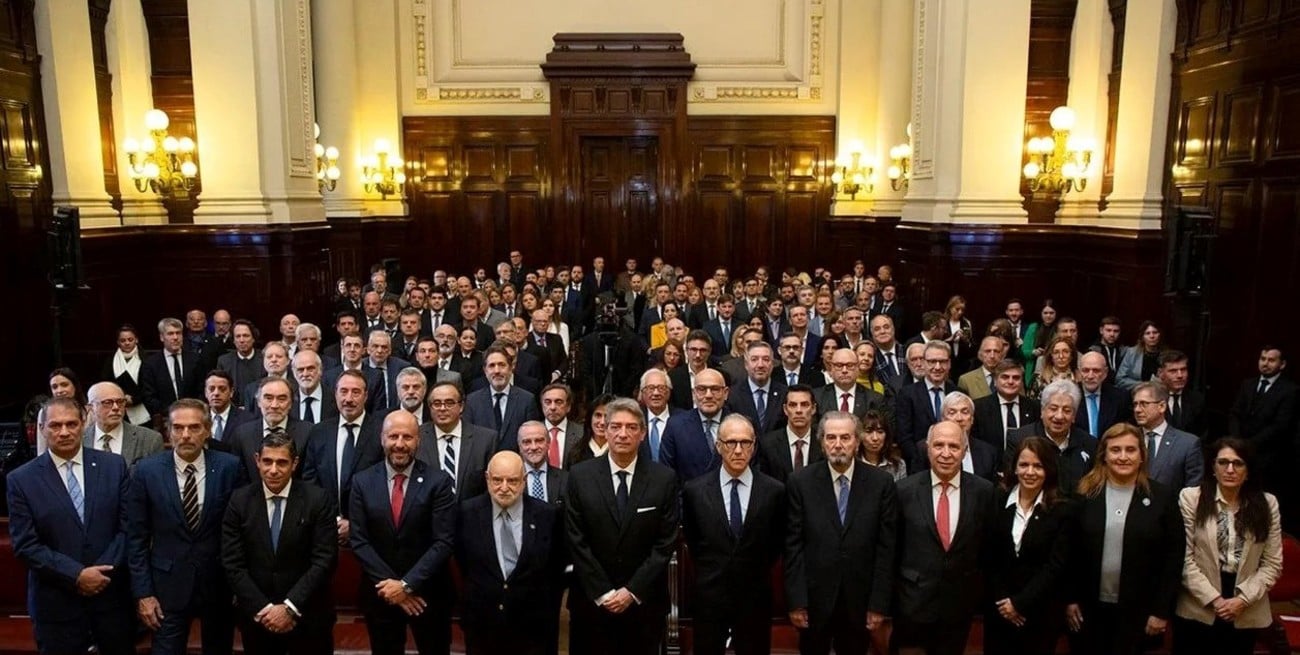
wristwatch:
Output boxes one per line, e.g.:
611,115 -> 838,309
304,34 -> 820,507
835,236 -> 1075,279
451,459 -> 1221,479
283,604 -> 301,620
400,580 -> 414,595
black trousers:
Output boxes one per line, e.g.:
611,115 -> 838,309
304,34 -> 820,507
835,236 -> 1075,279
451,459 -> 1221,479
800,597 -> 870,655
1071,601 -> 1162,655
982,605 -> 1063,655
364,601 -> 451,655
33,607 -> 135,655
151,585 -> 235,655
891,617 -> 973,655
464,628 -> 549,655
1171,571 -> 1260,655
570,603 -> 664,655
237,617 -> 334,655
694,609 -> 772,655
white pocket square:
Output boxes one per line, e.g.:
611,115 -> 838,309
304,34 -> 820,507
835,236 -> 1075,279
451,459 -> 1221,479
636,506 -> 656,514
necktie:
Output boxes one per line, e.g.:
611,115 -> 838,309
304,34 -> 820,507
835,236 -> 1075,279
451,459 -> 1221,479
840,392 -> 850,413
1170,394 -> 1183,426
213,414 -> 225,442
536,333 -> 547,348
493,393 -> 505,430
379,367 -> 390,408
505,306 -> 513,319
649,417 -> 661,462
794,439 -> 806,471
1147,431 -> 1158,462
721,321 -> 731,344
1087,393 -> 1100,437
985,372 -> 993,389
931,387 -> 943,420
340,423 -> 358,494
442,435 -> 457,485
171,353 -> 183,397
432,312 -> 441,330
269,496 -> 283,551
704,419 -> 717,446
65,461 -> 84,523
1004,402 -> 1018,445
1258,378 -> 1270,395
788,372 -> 797,386
754,389 -> 767,429
182,464 -> 200,532
885,351 -> 897,376
937,482 -> 952,550
708,305 -> 717,321
728,478 -> 743,537
836,474 -> 849,524
391,473 -> 406,525
303,397 -> 316,424
615,471 -> 629,516
100,434 -> 113,454
499,509 -> 519,578
529,469 -> 545,500
547,427 -> 561,467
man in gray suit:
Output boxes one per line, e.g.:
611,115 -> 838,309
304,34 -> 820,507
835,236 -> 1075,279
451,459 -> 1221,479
84,381 -> 164,467
416,381 -> 496,498
1131,381 -> 1203,489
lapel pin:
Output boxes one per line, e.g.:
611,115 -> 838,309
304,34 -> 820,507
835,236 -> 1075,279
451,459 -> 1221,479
90,462 -> 97,467
529,523 -> 536,530
1142,498 -> 1151,506
417,477 -> 424,484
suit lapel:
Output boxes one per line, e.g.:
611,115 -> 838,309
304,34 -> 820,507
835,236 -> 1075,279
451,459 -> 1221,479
201,459 -> 223,528
620,460 -> 653,537
39,455 -> 83,529
595,458 -> 622,526
397,466 -> 425,528
920,479 -> 942,545
706,476 -> 736,544
483,502 -> 506,581
950,475 -> 978,548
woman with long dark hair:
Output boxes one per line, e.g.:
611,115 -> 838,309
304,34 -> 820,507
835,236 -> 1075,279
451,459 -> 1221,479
857,409 -> 906,481
1116,321 -> 1167,390
985,436 -> 1070,655
1021,300 -> 1058,380
1173,438 -> 1282,655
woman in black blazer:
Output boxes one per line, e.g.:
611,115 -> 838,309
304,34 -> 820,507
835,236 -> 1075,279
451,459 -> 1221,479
1065,423 -> 1185,655
985,436 -> 1071,655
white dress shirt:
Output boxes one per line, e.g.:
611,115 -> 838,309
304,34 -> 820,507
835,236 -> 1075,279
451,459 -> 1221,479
94,424 -> 125,456
1005,485 -> 1043,555
175,451 -> 207,509
720,466 -> 754,524
930,471 -> 961,540
435,421 -> 465,484
299,387 -> 323,423
49,449 -> 85,497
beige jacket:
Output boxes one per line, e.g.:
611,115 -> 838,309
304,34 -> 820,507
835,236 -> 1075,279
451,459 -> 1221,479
1175,487 -> 1283,628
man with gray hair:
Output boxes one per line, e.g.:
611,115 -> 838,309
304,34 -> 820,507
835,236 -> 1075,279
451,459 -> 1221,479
291,350 -> 332,426
1007,378 -> 1097,494
84,381 -> 164,468
394,366 -> 428,424
141,317 -> 202,418
294,322 -> 321,354
896,341 -> 958,469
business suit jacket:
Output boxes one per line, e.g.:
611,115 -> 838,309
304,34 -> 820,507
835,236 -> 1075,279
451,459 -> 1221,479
724,379 -> 788,433
140,349 -> 203,416
1230,375 -> 1299,482
290,387 -> 339,424
125,449 -> 241,613
322,365 -> 382,400
221,479 -> 338,628
911,438 -> 1001,483
733,298 -> 765,325
455,494 -> 566,636
542,465 -> 570,508
523,331 -> 568,378
362,356 -> 412,412
775,364 -> 822,389
463,385 -> 541,451
82,423 -> 165,468
225,419 -> 312,484
756,428 -> 825,483
896,379 -> 958,468
985,490 -> 1070,642
215,407 -> 257,443
895,471 -> 997,624
1065,480 -> 1184,619
1165,389 -> 1208,438
784,462 -> 898,627
300,413 -> 386,516
874,342 -> 909,391
957,367 -> 994,399
660,409 -> 730,482
1146,425 -> 1203,490
972,394 -> 1039,456
468,371 -> 543,397
415,421 -> 496,498
682,468 -> 786,620
760,316 -> 792,348
564,455 -> 681,615
1006,423 -> 1096,496
1176,487 -> 1283,628
667,366 -> 698,411
1073,382 -> 1132,437
703,317 -> 739,356
6,449 -> 131,623
874,302 -> 906,337
813,383 -> 889,424
349,459 -> 457,609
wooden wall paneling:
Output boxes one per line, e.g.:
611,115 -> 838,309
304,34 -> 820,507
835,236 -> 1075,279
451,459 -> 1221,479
88,0 -> 119,211
140,0 -> 198,222
1021,0 -> 1078,222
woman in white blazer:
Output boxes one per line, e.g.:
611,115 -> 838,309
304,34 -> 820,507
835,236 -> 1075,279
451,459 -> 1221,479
1174,437 -> 1282,655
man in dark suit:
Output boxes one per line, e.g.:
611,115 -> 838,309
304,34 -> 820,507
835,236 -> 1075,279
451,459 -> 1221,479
1230,346 -> 1299,501
362,331 -> 411,412
896,341 -> 958,468
1076,351 -> 1132,438
760,299 -> 792,348
216,320 -> 265,401
893,420 -> 997,655
348,410 -> 458,655
757,384 -> 825,483
661,369 -> 731,482
870,315 -> 908,392
725,342 -> 788,433
667,329 -> 716,410
523,309 -> 568,380
463,345 -> 542,451
126,399 -> 242,654
564,264 -> 597,338
813,347 -> 889,423
221,432 -> 338,654
703,294 -> 740,355
518,421 -> 569,506
456,450 -> 567,655
564,397 -> 680,655
224,377 -> 311,484
1157,350 -> 1207,437
972,359 -> 1039,457
239,342 -> 295,415
416,380 -> 496,498
785,411 -> 897,655
538,383 -> 584,469
875,282 -> 905,336
290,350 -> 337,426
454,295 -> 497,350
682,415 -> 786,655
1132,381 -> 1203,490
301,370 -> 386,545
776,333 -> 821,388
685,278 -> 722,329
6,398 -> 134,655
1007,379 -> 1097,495
205,369 -> 256,447
141,317 -> 204,420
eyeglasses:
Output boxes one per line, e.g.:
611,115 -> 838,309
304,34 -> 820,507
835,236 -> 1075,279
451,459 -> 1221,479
718,439 -> 755,451
924,358 -> 950,366
96,399 -> 127,407
1132,400 -> 1164,408
830,362 -> 857,369
1215,458 -> 1247,470
694,385 -> 726,395
429,400 -> 461,408
641,384 -> 669,393
686,347 -> 711,354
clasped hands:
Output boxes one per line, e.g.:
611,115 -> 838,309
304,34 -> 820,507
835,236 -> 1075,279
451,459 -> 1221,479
254,604 -> 296,634
376,579 -> 427,616
600,587 -> 637,614
787,608 -> 885,631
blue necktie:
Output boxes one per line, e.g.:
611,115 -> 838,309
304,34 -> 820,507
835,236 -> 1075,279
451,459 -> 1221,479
754,389 -> 767,430
836,474 -> 849,524
529,469 -> 545,500
270,496 -> 283,551
499,510 -> 518,578
649,417 -> 661,462
1087,394 -> 1100,437
729,478 -> 743,537
931,387 -> 943,420
65,461 -> 84,523
788,372 -> 797,386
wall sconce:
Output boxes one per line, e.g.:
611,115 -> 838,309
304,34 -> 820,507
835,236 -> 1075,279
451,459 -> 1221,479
830,140 -> 873,200
1023,106 -> 1095,194
314,123 -> 340,193
362,138 -> 405,198
122,109 -> 197,197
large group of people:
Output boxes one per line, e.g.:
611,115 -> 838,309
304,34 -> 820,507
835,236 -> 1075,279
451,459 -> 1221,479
6,253 -> 1298,655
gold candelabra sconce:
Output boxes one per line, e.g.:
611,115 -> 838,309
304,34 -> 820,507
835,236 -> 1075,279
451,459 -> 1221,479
1023,106 -> 1095,194
122,109 -> 197,197
314,123 -> 340,193
830,140 -> 874,200
362,139 -> 405,198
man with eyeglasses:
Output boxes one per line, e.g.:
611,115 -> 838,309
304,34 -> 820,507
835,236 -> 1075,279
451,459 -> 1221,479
1131,381 -> 1202,489
896,341 -> 958,468
669,330 -> 717,410
639,369 -> 680,463
661,369 -> 731,481
814,349 -> 888,425
777,333 -> 818,388
682,415 -> 786,655
416,381 -> 496,498
84,381 -> 164,469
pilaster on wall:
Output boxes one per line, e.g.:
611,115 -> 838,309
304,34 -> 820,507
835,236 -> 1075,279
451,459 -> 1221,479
871,0 -> 915,216
106,0 -> 168,226
1058,0 -> 1113,225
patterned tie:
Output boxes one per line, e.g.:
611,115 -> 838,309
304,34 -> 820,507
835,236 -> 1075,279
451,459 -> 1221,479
729,478 -> 743,537
704,419 -> 717,446
788,371 -> 797,387
442,436 -> 457,487
529,469 -> 545,500
182,464 -> 200,532
836,474 -> 849,524
213,414 -> 225,442
391,473 -> 406,525
937,482 -> 952,550
100,434 -> 113,454
269,496 -> 283,551
65,461 -> 84,523
794,439 -> 806,472
754,389 -> 767,430
840,392 -> 850,413
499,509 -> 518,578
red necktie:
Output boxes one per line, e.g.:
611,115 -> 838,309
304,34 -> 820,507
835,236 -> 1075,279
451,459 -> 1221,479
936,481 -> 952,551
840,392 -> 850,413
548,427 -> 561,467
391,473 -> 406,525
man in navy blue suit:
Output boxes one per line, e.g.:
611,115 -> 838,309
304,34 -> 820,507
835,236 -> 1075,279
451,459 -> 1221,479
896,341 -> 958,468
6,397 -> 134,655
660,368 -> 731,481
463,345 -> 542,451
349,410 -> 458,655
126,398 -> 242,654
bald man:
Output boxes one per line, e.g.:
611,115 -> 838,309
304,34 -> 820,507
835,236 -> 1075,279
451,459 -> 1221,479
455,451 -> 566,655
84,381 -> 164,468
